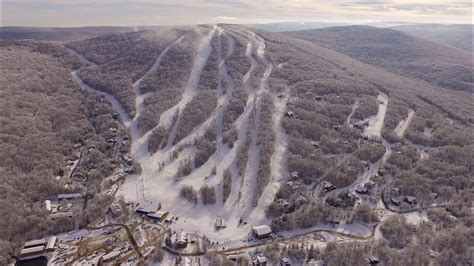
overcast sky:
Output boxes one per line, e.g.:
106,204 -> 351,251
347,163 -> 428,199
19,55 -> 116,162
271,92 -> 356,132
2,0 -> 472,27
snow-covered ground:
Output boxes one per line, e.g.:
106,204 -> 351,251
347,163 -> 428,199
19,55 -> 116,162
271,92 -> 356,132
67,26 -> 443,260
250,90 -> 288,222
394,109 -> 415,138
115,28 -> 282,244
364,93 -> 388,138
346,99 -> 359,125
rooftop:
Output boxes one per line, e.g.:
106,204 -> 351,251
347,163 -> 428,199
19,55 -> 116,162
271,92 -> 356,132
24,238 -> 47,248
252,225 -> 272,236
20,246 -> 45,256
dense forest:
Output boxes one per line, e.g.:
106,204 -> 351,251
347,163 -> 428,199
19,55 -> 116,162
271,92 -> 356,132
285,26 -> 473,92
0,41 -> 123,263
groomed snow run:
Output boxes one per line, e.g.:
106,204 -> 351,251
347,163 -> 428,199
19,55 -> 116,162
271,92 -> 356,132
394,109 -> 415,138
364,93 -> 388,138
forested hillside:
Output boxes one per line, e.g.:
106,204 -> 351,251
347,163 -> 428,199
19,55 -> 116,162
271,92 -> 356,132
0,41 -> 124,262
391,24 -> 473,52
284,26 -> 473,92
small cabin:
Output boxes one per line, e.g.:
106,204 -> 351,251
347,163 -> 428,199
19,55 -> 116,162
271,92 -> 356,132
361,160 -> 370,168
290,171 -> 300,179
277,199 -> 289,207
310,141 -> 320,148
369,255 -> 380,264
280,257 -> 291,265
107,203 -> 122,216
322,181 -> 336,192
124,166 -> 135,174
285,111 -> 296,118
252,255 -> 268,266
215,218 -> 226,230
122,154 -> 133,165
57,193 -> 82,201
404,196 -> 417,205
355,186 -> 368,194
50,212 -> 74,220
391,197 -> 401,206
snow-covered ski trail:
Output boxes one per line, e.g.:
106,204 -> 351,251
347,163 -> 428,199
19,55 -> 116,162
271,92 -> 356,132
394,109 -> 415,138
239,31 -> 275,219
364,93 -> 389,139
346,99 -> 359,125
215,28 -> 236,142
164,27 -> 218,148
130,35 -> 186,160
252,89 -> 289,221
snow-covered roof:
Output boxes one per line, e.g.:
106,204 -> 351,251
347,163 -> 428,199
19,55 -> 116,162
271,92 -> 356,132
135,201 -> 160,214
147,210 -> 168,220
290,171 -> 299,178
355,186 -> 368,193
405,196 -> 417,202
252,225 -> 272,236
24,239 -> 47,248
50,212 -> 73,219
46,237 -> 57,250
57,193 -> 82,200
20,246 -> 45,256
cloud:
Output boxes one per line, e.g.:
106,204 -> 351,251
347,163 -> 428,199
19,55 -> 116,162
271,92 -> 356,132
215,16 -> 238,20
2,0 -> 472,26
